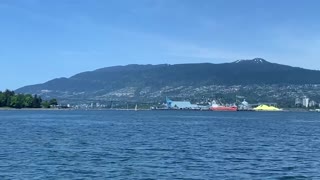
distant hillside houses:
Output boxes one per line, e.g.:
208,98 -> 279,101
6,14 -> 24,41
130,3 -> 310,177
16,59 -> 320,106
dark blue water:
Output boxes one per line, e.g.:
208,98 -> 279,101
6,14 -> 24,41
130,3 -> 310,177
0,110 -> 320,179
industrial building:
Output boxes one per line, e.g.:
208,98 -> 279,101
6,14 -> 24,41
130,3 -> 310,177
238,99 -> 252,110
166,97 -> 200,109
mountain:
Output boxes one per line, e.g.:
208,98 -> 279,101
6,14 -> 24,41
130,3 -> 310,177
16,58 -> 320,104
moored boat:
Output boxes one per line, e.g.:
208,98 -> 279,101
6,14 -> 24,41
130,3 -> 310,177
210,100 -> 238,111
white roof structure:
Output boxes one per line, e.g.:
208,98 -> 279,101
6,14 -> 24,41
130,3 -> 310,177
166,98 -> 199,109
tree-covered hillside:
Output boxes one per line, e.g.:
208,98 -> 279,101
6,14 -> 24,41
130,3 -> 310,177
15,58 -> 320,104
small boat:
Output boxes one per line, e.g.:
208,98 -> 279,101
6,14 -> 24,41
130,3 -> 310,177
210,100 -> 237,111
135,104 -> 138,111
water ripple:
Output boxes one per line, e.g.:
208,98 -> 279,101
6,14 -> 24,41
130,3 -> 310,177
0,110 -> 320,179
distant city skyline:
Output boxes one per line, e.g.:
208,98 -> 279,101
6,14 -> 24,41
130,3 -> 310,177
1,0 -> 320,90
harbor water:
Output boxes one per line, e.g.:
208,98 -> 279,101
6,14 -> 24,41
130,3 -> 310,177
0,110 -> 320,179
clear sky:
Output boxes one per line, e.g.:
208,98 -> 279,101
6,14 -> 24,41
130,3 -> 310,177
1,0 -> 320,90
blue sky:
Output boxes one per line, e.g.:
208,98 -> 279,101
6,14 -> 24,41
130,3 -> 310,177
1,0 -> 320,90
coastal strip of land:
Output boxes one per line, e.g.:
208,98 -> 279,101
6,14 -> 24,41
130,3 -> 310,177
0,107 -> 71,111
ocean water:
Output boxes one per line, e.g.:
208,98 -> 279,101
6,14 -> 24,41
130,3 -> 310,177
0,110 -> 320,179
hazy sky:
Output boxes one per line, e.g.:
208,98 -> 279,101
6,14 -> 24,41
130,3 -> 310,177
1,0 -> 320,90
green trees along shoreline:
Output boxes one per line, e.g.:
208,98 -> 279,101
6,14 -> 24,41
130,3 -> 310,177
0,90 -> 58,109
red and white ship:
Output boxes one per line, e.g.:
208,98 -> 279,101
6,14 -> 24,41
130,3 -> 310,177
210,100 -> 238,111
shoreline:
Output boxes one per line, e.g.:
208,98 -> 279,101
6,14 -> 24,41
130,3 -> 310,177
0,108 -> 71,111
0,107 -> 318,112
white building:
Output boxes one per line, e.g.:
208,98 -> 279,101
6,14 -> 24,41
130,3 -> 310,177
302,97 -> 309,108
166,97 -> 200,109
238,99 -> 251,110
309,100 -> 317,107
